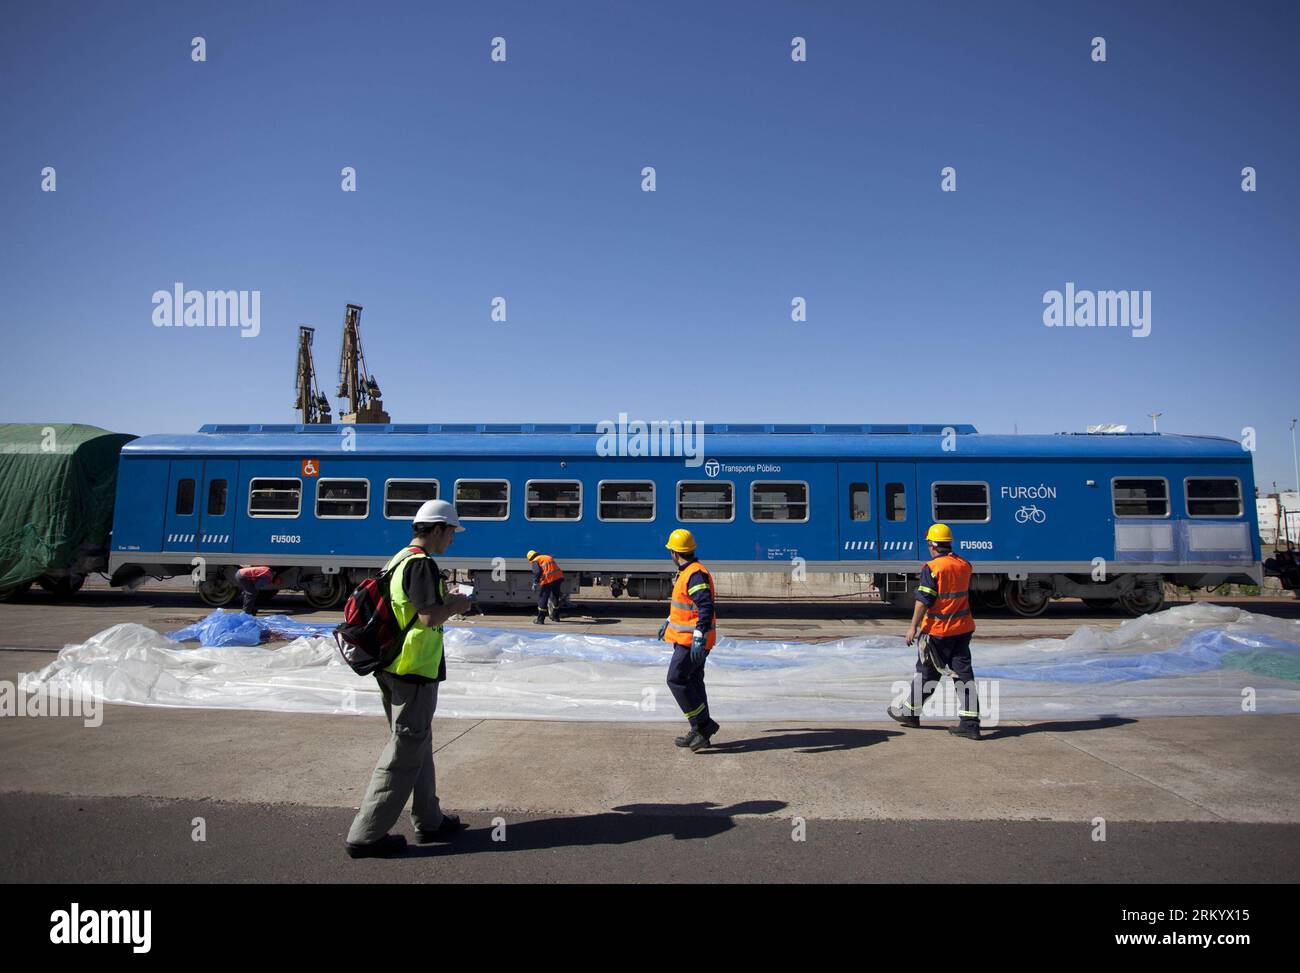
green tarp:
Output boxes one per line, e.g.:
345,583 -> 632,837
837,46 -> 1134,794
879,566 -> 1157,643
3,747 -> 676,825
0,424 -> 136,592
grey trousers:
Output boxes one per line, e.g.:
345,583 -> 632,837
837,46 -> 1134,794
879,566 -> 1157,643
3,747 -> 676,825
346,670 -> 444,845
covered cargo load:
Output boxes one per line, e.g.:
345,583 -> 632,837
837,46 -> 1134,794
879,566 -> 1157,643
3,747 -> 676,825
0,423 -> 136,598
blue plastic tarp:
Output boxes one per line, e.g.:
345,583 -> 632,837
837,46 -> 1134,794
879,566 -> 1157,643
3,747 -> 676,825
168,609 -> 337,647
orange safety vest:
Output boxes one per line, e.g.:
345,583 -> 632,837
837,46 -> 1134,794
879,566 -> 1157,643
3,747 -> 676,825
665,561 -> 718,650
534,554 -> 564,586
919,553 -> 975,637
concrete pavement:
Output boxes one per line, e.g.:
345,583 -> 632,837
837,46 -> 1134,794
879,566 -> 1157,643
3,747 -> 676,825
1,645 -> 1296,823
3,793 -> 1294,883
2,593 -> 1298,882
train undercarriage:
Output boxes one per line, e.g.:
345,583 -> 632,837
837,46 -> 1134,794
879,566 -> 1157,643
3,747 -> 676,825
872,571 -> 1171,618
89,561 -> 1275,619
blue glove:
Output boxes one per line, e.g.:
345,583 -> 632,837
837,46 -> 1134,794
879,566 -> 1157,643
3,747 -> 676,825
657,621 -> 668,640
690,631 -> 707,665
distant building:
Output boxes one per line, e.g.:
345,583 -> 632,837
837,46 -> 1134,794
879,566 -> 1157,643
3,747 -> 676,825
1257,492 -> 1300,546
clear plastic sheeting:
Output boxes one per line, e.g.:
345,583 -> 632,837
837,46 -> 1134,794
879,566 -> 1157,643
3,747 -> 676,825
17,604 -> 1300,721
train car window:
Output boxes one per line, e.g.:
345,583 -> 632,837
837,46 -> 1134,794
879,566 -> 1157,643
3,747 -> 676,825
207,479 -> 228,517
677,482 -> 735,522
849,483 -> 871,521
598,481 -> 655,521
384,479 -> 439,520
1186,477 -> 1242,517
455,480 -> 510,520
175,479 -> 196,516
885,483 -> 907,521
751,482 -> 809,522
1112,478 -> 1169,518
316,478 -> 370,519
526,480 -> 582,520
933,482 -> 989,522
248,478 -> 302,518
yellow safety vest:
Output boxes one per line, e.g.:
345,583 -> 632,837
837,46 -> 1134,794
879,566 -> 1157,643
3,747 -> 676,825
383,547 -> 447,680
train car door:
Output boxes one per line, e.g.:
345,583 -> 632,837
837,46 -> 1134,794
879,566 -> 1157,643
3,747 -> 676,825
838,463 -> 878,559
877,462 -> 920,561
198,461 -> 237,554
162,460 -> 203,553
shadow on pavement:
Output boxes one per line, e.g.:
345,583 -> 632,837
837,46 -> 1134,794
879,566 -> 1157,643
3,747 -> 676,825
403,800 -> 788,855
706,726 -> 900,754
981,716 -> 1137,740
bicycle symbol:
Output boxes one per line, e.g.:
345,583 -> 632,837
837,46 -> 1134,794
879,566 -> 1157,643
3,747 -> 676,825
1015,504 -> 1046,524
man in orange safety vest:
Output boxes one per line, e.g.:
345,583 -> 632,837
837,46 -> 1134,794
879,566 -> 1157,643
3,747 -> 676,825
887,523 -> 981,739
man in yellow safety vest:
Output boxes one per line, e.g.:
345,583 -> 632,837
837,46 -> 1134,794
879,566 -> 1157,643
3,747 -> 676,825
345,499 -> 475,858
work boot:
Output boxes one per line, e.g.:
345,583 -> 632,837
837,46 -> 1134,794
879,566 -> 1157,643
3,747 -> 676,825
948,724 -> 981,740
533,612 -> 546,625
688,724 -> 717,751
675,726 -> 715,752
415,813 -> 465,843
887,705 -> 920,728
344,834 -> 407,859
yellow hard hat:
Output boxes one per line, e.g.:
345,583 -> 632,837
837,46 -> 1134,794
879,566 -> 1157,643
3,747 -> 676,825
526,550 -> 537,561
925,523 -> 953,544
665,528 -> 697,553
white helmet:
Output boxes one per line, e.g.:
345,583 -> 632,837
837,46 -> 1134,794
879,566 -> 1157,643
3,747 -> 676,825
413,499 -> 465,532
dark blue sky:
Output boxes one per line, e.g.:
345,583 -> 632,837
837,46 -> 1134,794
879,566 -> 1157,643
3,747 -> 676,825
3,1 -> 1297,489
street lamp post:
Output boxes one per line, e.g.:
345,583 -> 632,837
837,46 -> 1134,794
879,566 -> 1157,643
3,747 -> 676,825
1291,418 -> 1298,495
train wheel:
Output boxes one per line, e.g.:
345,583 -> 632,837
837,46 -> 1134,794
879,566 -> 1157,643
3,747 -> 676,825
196,577 -> 239,608
302,574 -> 346,610
38,574 -> 85,599
1118,587 -> 1164,617
975,588 -> 1006,610
1003,580 -> 1050,618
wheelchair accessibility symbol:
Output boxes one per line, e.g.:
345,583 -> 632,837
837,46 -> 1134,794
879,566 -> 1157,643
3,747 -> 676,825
301,458 -> 320,477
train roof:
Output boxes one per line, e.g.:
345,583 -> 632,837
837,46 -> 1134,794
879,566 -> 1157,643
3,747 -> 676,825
116,423 -> 1252,461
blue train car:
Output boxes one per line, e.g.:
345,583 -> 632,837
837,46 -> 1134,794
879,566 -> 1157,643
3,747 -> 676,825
107,422 -> 1262,615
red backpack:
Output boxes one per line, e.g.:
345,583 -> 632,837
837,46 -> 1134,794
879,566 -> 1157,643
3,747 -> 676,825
334,548 -> 423,676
